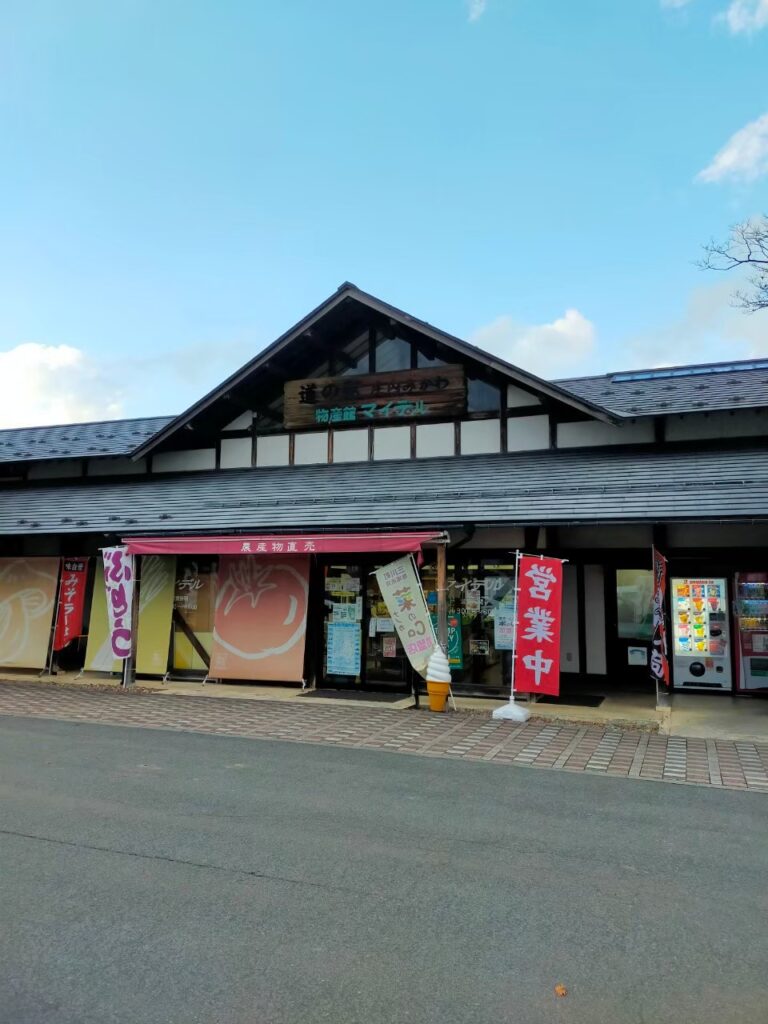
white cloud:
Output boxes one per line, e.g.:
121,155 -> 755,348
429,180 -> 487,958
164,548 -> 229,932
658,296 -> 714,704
721,0 -> 768,33
696,111 -> 768,183
470,308 -> 596,377
466,0 -> 487,22
623,278 -> 768,369
0,343 -> 123,429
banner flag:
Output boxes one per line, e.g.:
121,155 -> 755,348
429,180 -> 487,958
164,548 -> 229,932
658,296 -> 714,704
0,557 -> 59,669
514,554 -> 564,696
53,558 -> 89,651
84,557 -> 120,672
210,557 -> 309,682
102,546 -> 135,660
136,555 -> 176,675
651,548 -> 670,688
374,556 -> 436,676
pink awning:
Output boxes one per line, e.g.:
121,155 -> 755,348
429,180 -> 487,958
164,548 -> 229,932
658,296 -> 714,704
122,531 -> 444,557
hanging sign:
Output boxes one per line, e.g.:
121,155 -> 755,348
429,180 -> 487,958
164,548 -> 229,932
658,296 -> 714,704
284,365 -> 466,429
651,548 -> 670,688
210,557 -> 309,682
53,558 -> 89,651
374,556 -> 436,676
0,557 -> 59,669
515,555 -> 564,696
102,546 -> 135,660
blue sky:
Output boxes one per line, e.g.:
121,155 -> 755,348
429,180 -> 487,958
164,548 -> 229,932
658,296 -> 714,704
0,0 -> 766,426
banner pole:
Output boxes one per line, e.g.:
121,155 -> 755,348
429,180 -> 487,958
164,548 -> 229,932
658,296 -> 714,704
44,558 -> 64,678
492,549 -> 530,722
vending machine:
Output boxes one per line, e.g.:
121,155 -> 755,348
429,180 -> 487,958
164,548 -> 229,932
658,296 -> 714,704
734,573 -> 768,692
670,577 -> 732,691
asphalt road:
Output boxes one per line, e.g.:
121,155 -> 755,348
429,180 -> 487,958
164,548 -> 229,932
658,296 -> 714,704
0,717 -> 765,1024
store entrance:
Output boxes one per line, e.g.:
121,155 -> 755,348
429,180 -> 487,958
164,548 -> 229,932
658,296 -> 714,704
318,560 -> 413,693
607,567 -> 656,693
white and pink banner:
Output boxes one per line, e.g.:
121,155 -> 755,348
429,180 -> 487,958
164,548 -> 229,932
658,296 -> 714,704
102,546 -> 135,660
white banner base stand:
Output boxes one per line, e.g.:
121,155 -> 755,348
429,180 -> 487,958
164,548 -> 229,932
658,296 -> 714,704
492,699 -> 530,723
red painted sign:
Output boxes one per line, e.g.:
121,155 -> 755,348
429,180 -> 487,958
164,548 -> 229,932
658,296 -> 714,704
515,555 -> 564,697
53,558 -> 89,651
123,532 -> 440,557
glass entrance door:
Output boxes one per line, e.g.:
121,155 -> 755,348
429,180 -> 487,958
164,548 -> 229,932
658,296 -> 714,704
320,561 -> 411,692
611,568 -> 655,691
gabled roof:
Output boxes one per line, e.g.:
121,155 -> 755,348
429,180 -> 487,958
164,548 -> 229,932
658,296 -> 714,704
2,445 -> 768,534
559,358 -> 768,417
132,282 -> 616,458
0,415 -> 174,466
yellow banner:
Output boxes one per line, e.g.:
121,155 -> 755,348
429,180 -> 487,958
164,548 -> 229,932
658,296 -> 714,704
84,556 -> 120,673
0,557 -> 59,669
136,556 -> 176,676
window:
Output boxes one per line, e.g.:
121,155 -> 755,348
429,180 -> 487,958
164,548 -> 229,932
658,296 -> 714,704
616,569 -> 654,640
468,377 -> 501,414
337,330 -> 370,376
375,336 -> 411,372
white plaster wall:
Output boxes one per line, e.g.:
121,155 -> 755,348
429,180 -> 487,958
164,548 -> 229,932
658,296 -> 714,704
294,431 -> 328,465
332,428 -> 369,463
557,418 -> 654,448
460,418 -> 501,455
561,563 -> 580,673
221,411 -> 253,431
506,415 -> 550,451
153,449 -> 217,473
506,384 -> 541,409
416,422 -> 455,458
220,437 -> 253,469
255,435 -> 290,468
584,564 -> 607,675
558,525 -> 654,549
373,426 -> 411,461
86,458 -> 147,476
665,409 -> 768,441
28,460 -> 83,480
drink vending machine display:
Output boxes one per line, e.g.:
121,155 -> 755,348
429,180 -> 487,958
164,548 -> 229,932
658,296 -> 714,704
670,577 -> 732,691
734,573 -> 768,692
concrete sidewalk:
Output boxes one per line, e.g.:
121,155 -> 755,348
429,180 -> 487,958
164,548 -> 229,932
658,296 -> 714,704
0,679 -> 766,792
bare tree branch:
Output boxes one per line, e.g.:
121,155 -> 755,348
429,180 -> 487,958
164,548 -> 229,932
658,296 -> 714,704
699,216 -> 768,312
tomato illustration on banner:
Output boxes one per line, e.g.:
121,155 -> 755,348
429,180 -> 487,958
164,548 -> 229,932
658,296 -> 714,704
210,556 -> 310,682
515,555 -> 563,697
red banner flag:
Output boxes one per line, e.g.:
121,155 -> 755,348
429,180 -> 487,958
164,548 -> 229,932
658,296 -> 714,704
515,554 -> 564,697
651,548 -> 670,688
53,558 -> 90,651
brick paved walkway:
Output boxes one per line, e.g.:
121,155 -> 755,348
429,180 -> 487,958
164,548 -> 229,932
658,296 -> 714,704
0,682 -> 767,792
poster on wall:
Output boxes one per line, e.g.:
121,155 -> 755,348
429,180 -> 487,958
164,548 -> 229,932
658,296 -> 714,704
84,556 -> 121,673
53,558 -> 89,652
102,546 -> 135,660
493,607 -> 516,652
327,621 -> 362,676
136,555 -> 177,676
515,555 -> 564,697
0,557 -> 59,669
210,556 -> 309,682
430,613 -> 464,668
374,556 -> 436,676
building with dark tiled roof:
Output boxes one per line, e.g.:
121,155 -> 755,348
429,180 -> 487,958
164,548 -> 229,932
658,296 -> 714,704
2,285 -> 767,711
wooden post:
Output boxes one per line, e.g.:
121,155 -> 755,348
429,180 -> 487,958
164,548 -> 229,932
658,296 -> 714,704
436,542 -> 448,651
